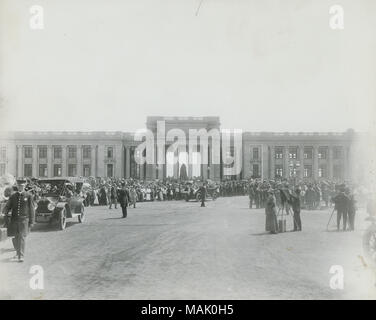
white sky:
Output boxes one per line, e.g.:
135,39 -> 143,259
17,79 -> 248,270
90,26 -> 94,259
0,0 -> 375,132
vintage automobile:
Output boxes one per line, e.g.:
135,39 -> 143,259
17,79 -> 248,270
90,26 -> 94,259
35,177 -> 85,230
182,183 -> 219,202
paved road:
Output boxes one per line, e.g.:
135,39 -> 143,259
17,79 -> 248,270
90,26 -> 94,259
0,196 -> 375,299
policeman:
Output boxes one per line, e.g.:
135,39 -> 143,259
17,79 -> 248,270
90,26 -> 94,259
2,179 -> 35,262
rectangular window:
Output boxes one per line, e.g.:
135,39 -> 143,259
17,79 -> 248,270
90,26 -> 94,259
333,146 -> 343,160
24,164 -> 32,177
304,147 -> 313,159
275,165 -> 283,177
318,147 -> 327,159
252,147 -> 259,160
0,163 -> 5,175
83,146 -> 91,159
318,166 -> 326,178
68,146 -> 77,159
54,146 -> 62,159
289,147 -> 297,159
0,146 -> 6,161
53,164 -> 62,177
275,147 -> 283,159
304,165 -> 312,178
68,164 -> 77,177
107,164 -> 114,177
39,164 -> 48,177
38,146 -> 47,159
107,147 -> 113,159
83,164 -> 91,177
252,164 -> 260,178
24,146 -> 32,158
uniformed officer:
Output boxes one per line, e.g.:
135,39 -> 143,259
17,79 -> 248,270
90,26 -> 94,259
2,179 -> 35,262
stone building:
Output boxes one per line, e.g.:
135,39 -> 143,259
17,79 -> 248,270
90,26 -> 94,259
0,116 -> 358,182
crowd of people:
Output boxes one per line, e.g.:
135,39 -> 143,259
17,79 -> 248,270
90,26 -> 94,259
0,172 -> 374,262
253,178 -> 364,234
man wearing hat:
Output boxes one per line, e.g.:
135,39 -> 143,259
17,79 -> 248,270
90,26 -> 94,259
290,188 -> 302,231
118,182 -> 130,218
2,179 -> 35,262
332,185 -> 350,231
199,182 -> 207,207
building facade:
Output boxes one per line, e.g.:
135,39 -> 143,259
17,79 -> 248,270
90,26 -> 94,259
0,117 -> 358,182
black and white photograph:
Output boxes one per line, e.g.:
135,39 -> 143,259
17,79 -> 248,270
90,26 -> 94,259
0,0 -> 376,303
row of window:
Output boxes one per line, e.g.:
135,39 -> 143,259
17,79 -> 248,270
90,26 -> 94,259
274,146 -> 343,160
23,146 -> 114,160
274,165 -> 342,178
23,163 -> 114,178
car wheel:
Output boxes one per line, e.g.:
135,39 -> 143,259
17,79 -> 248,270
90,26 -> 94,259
58,208 -> 67,230
78,204 -> 85,223
196,192 -> 201,202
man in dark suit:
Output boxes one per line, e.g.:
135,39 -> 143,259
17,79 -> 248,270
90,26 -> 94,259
118,183 -> 130,218
290,188 -> 302,231
332,186 -> 350,231
2,179 -> 35,262
200,183 -> 207,207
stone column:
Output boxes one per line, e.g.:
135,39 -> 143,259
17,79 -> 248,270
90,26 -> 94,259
91,145 -> 96,177
261,144 -> 268,180
328,146 -> 334,179
76,145 -> 82,177
343,146 -> 348,181
284,146 -> 289,178
32,145 -> 38,177
17,145 -> 23,177
270,146 -> 275,179
47,145 -> 53,178
313,145 -> 319,180
125,147 -> 131,178
299,145 -> 304,179
201,149 -> 208,180
346,146 -> 352,181
62,145 -> 67,177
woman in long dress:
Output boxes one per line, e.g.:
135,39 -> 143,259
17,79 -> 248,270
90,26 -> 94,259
265,189 -> 278,234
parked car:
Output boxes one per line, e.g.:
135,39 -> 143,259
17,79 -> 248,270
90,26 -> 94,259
35,177 -> 85,230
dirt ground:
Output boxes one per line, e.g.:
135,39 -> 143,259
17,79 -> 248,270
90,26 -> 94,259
0,196 -> 375,300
